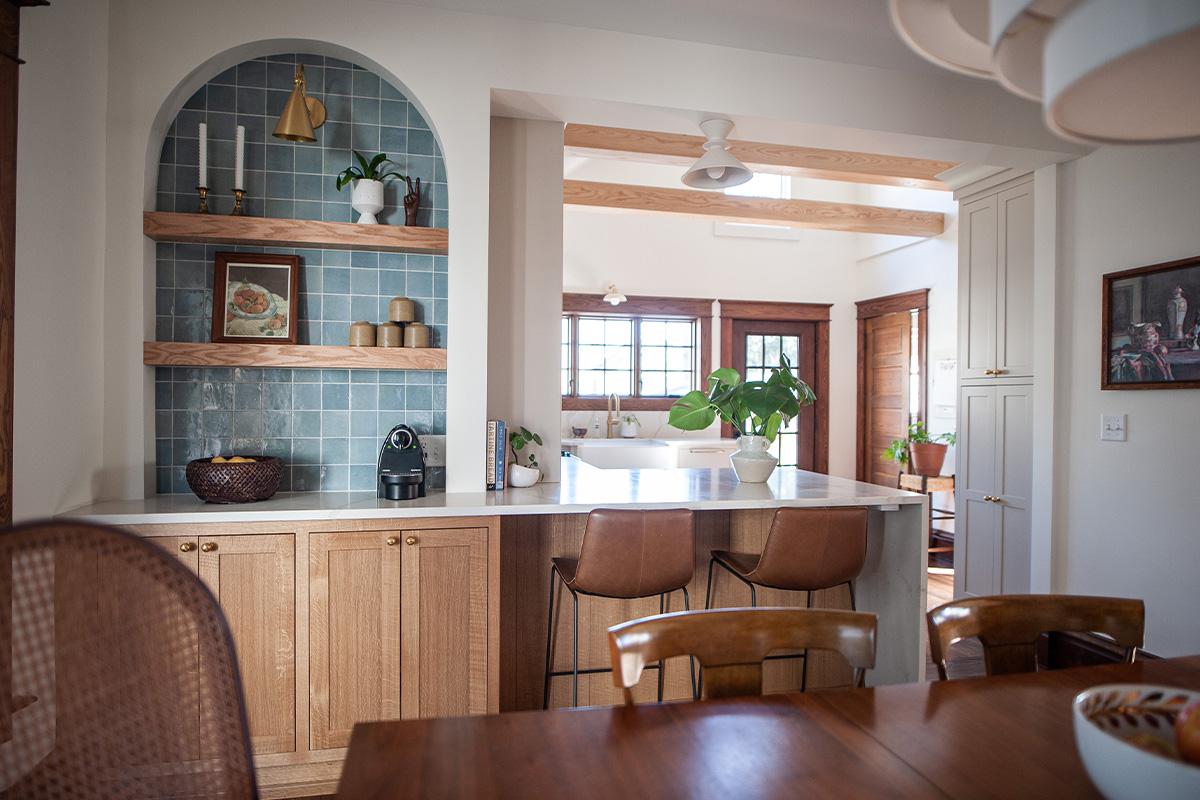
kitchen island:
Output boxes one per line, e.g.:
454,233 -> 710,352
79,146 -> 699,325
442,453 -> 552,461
63,457 -> 927,799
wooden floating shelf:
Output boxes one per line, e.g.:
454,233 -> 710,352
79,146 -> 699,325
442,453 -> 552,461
144,341 -> 447,371
143,211 -> 449,255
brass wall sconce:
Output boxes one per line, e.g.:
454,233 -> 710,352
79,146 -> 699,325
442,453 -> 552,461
272,64 -> 326,142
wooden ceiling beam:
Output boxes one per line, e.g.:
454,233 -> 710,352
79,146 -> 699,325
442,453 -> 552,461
563,180 -> 944,238
563,124 -> 957,191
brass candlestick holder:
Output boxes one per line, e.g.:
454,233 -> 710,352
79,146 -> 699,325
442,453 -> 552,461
231,189 -> 245,216
195,186 -> 211,214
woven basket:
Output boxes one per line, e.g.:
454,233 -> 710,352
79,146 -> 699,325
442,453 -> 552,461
185,456 -> 284,503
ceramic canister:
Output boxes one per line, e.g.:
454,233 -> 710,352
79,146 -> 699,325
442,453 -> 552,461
389,296 -> 415,323
376,321 -> 402,347
349,321 -> 375,346
404,322 -> 430,348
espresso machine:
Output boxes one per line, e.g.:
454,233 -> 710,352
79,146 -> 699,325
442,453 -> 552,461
377,424 -> 427,500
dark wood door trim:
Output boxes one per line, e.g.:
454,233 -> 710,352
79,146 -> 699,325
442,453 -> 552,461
719,299 -> 830,322
856,288 -> 928,319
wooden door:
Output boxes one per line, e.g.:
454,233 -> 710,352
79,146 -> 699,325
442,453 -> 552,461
400,527 -> 489,719
198,533 -> 296,756
730,319 -> 819,470
857,295 -> 926,486
308,531 -> 401,750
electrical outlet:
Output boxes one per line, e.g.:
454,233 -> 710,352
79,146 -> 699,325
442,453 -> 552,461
420,434 -> 446,467
1101,414 -> 1127,442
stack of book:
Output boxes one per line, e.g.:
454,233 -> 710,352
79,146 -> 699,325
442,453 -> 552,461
486,420 -> 506,490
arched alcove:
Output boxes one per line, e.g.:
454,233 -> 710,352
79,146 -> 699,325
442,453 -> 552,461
148,45 -> 448,495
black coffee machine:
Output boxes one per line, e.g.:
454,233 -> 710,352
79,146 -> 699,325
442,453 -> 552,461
377,424 -> 427,500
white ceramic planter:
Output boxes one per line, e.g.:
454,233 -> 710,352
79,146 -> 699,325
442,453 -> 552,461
728,435 -> 778,482
508,464 -> 540,488
620,422 -> 638,438
351,179 -> 385,225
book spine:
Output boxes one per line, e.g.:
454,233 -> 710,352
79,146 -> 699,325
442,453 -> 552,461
486,420 -> 497,489
495,420 -> 506,490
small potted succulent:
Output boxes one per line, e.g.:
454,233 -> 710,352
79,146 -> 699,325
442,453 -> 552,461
883,422 -> 956,477
619,412 -> 640,438
335,151 -> 404,225
508,426 -> 544,487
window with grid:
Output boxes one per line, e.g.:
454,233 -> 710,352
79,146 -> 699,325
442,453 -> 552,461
561,295 -> 712,410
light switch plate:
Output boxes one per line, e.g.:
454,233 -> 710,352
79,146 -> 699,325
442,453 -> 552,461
420,434 -> 446,466
1101,414 -> 1127,442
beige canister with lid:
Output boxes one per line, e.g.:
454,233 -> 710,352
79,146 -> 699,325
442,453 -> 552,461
376,321 -> 402,347
349,321 -> 375,346
404,322 -> 430,348
389,297 -> 415,323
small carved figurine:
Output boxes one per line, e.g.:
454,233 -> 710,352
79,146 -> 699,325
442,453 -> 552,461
404,176 -> 422,226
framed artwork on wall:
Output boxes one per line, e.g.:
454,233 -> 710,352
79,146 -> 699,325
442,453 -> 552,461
211,252 -> 301,345
1102,254 -> 1200,390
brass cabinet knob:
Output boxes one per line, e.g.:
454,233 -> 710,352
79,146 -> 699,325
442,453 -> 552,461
406,536 -> 417,546
386,536 -> 399,546
982,495 -> 994,502
200,542 -> 217,553
990,496 -> 1003,503
179,542 -> 195,553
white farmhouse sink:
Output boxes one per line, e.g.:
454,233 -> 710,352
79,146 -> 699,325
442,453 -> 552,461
562,438 -> 738,469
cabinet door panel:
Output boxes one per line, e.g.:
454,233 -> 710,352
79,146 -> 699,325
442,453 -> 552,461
997,386 -> 1032,593
401,527 -> 489,719
309,532 -> 401,750
956,387 -> 997,597
199,534 -> 296,755
997,183 -> 1035,377
959,195 -> 998,379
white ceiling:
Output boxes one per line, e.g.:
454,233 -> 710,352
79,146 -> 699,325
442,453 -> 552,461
380,0 -> 940,74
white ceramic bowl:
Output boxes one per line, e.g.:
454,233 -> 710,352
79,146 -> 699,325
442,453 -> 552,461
1073,683 -> 1200,800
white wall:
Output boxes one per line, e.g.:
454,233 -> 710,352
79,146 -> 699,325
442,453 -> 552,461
1055,142 -> 1200,657
14,0 -> 110,520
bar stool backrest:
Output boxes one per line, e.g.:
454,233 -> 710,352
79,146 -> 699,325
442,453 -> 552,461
754,507 -> 868,590
926,594 -> 1145,680
572,508 -> 695,598
609,607 -> 877,704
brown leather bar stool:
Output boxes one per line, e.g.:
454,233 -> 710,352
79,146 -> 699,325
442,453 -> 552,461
543,508 -> 696,708
705,506 -> 868,690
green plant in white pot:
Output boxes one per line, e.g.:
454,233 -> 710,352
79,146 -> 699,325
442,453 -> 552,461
508,426 -> 544,487
335,151 -> 405,225
667,355 -> 815,482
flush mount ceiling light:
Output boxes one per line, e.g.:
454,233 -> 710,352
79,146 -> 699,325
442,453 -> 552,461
602,284 -> 627,306
681,119 -> 753,189
889,0 -> 1200,144
273,64 -> 327,142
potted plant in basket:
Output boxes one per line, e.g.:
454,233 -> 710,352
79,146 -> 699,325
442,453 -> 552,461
882,422 -> 956,477
667,355 -> 815,482
335,151 -> 405,225
508,426 -> 544,487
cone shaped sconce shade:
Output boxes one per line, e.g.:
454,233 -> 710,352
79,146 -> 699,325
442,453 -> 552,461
681,119 -> 753,189
273,64 -> 327,142
603,284 -> 627,306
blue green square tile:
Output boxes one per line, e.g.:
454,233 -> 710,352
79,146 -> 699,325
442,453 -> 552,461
322,409 -> 349,436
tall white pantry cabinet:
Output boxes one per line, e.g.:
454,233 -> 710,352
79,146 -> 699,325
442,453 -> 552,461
955,174 -> 1035,598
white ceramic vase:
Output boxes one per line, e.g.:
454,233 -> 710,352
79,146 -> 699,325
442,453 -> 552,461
620,422 -> 638,438
351,179 -> 385,225
508,464 -> 540,488
728,435 -> 778,483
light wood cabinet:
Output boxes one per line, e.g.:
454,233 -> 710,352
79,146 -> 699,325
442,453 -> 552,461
955,384 -> 1032,597
150,532 -> 296,757
308,524 -> 491,750
959,178 -> 1034,381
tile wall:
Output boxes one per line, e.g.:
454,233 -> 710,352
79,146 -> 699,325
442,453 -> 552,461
154,53 -> 448,494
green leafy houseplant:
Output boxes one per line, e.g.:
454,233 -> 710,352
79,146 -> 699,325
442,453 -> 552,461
667,355 -> 816,441
509,426 -> 544,469
883,422 -> 956,476
335,151 -> 405,190
621,413 -> 640,427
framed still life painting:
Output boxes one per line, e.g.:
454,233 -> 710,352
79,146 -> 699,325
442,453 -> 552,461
1102,254 -> 1200,390
211,252 -> 300,345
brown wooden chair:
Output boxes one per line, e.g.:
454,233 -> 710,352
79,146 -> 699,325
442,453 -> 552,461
706,506 -> 868,690
608,607 -> 877,704
926,594 -> 1145,680
543,508 -> 696,708
0,520 -> 258,799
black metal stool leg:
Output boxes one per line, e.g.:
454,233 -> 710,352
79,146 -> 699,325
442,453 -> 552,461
704,557 -> 717,609
657,593 -> 667,702
681,586 -> 697,700
542,565 -> 558,710
847,579 -> 857,610
800,589 -> 813,692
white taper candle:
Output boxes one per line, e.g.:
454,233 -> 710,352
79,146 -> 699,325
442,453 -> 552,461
234,125 -> 245,191
198,122 -> 208,187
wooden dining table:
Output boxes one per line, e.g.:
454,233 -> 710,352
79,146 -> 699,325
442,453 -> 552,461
335,655 -> 1200,799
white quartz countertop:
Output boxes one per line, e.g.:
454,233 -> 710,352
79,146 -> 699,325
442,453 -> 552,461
61,456 -> 923,525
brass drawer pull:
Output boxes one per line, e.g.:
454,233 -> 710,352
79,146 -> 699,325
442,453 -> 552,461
406,536 -> 417,546
179,542 -> 195,553
200,542 -> 217,553
386,536 -> 399,546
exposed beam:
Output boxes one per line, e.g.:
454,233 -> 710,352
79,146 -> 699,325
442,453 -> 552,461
563,180 -> 945,238
564,124 -> 957,191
